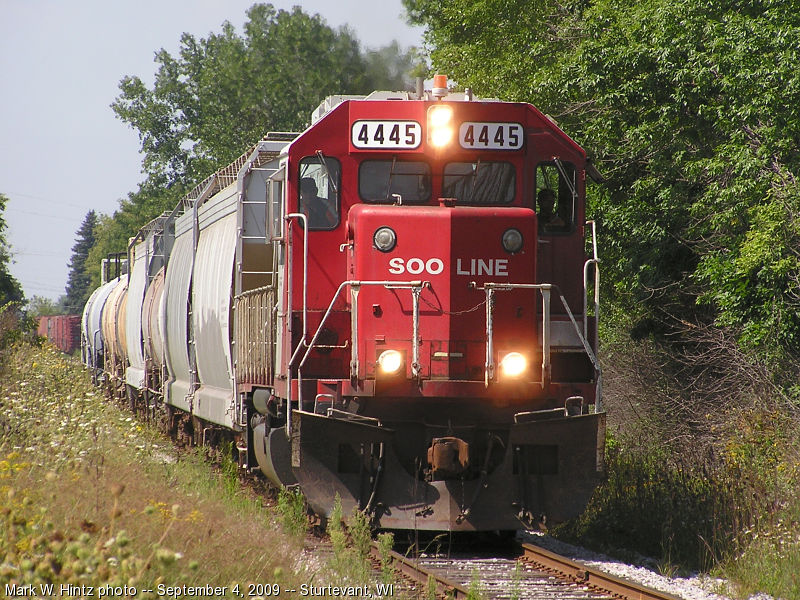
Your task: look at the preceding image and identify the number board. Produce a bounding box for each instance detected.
[459,122,524,150]
[352,120,422,149]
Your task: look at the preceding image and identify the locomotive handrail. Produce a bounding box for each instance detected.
[472,282,601,399]
[584,219,602,411]
[284,212,309,439]
[289,279,427,435]
[583,219,600,339]
[286,212,309,349]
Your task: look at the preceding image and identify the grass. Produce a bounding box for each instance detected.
[326,495,373,584]
[0,343,306,597]
[721,503,800,599]
[553,418,800,599]
[0,341,405,598]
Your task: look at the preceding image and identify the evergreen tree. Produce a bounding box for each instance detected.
[63,210,97,313]
[0,192,24,306]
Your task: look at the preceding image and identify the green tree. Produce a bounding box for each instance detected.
[0,193,24,307]
[363,41,425,91]
[406,0,800,363]
[90,3,419,286]
[63,210,97,313]
[28,295,67,317]
[111,3,413,187]
[86,174,183,289]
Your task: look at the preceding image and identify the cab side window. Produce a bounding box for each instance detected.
[536,162,576,234]
[299,156,341,230]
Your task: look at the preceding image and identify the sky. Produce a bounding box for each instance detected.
[0,0,423,301]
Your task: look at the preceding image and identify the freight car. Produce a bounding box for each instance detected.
[83,77,605,532]
[37,314,81,354]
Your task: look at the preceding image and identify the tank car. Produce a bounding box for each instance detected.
[81,256,127,379]
[84,79,605,532]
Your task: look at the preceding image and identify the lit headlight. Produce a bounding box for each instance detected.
[429,104,453,127]
[428,105,454,148]
[374,227,397,252]
[499,352,527,377]
[378,350,403,374]
[431,127,454,147]
[502,228,523,253]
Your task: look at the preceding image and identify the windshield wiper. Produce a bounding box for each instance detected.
[315,150,338,194]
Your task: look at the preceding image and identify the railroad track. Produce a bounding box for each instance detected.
[99,385,680,600]
[370,540,685,600]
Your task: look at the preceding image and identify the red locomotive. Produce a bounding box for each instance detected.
[84,77,605,532]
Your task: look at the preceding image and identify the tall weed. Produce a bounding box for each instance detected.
[277,487,307,538]
[326,495,373,584]
[557,416,799,580]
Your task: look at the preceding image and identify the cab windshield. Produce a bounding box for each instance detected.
[358,160,431,204]
[442,161,515,205]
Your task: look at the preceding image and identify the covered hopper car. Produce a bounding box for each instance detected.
[83,79,605,531]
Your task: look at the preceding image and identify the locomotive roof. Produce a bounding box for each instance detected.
[131,87,600,249]
[311,90,501,123]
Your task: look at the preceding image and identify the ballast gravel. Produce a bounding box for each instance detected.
[519,531,774,600]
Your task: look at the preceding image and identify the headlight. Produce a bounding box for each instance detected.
[502,228,523,253]
[429,104,453,127]
[377,350,403,374]
[428,105,454,148]
[374,227,397,252]
[431,127,454,147]
[499,352,526,377]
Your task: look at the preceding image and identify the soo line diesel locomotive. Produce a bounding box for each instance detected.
[82,76,606,532]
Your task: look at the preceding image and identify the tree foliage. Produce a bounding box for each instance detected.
[406,0,800,361]
[86,176,182,289]
[27,295,67,317]
[89,3,419,286]
[112,3,417,187]
[0,193,24,307]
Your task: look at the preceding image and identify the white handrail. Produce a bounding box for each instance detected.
[292,279,427,411]
[284,212,308,438]
[473,281,602,409]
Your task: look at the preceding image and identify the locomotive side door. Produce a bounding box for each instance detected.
[534,160,584,311]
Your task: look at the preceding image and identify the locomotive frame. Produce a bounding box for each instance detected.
[83,83,605,532]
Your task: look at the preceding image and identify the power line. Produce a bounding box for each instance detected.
[13,250,66,257]
[5,206,85,222]
[4,191,96,212]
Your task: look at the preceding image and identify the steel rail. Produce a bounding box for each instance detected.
[519,542,684,600]
[369,541,470,599]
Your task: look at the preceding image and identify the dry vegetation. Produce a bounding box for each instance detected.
[557,324,800,599]
[0,341,388,598]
